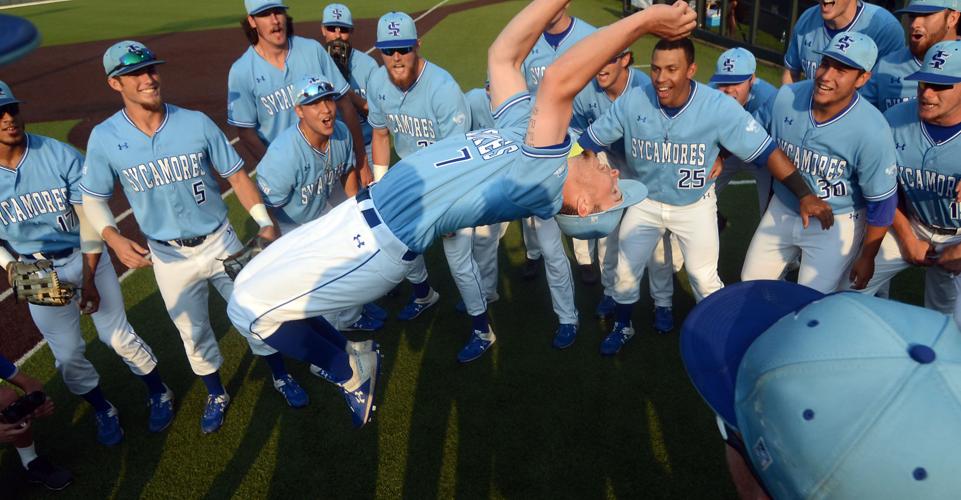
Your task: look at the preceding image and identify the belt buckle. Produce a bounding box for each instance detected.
[178,236,206,247]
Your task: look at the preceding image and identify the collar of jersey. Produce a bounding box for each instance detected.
[121,103,170,136]
[808,88,859,128]
[394,60,429,95]
[542,17,578,52]
[656,81,697,120]
[297,123,330,156]
[921,118,961,146]
[823,0,864,35]
[0,133,29,174]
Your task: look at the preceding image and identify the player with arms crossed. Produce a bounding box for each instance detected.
[742,33,898,293]
[80,41,307,434]
[226,0,698,427]
[0,81,172,445]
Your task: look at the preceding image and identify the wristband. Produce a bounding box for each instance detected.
[373,164,388,182]
[782,171,812,199]
[249,203,273,228]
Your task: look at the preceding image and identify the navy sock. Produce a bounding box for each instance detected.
[470,312,489,333]
[200,372,226,396]
[139,368,166,395]
[412,280,431,300]
[615,302,634,325]
[262,352,289,380]
[263,318,352,384]
[81,385,111,412]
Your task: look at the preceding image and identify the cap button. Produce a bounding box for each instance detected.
[908,345,936,364]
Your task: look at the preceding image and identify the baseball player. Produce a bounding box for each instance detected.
[79,41,307,434]
[861,0,959,112]
[856,40,961,325]
[681,280,961,499]
[581,37,834,356]
[228,0,371,187]
[782,0,905,84]
[0,353,72,490]
[742,33,898,294]
[0,81,172,445]
[368,12,498,362]
[226,0,697,427]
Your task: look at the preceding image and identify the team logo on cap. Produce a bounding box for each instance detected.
[388,20,401,36]
[332,8,343,19]
[0,88,5,97]
[932,49,950,70]
[835,35,854,52]
[723,58,735,73]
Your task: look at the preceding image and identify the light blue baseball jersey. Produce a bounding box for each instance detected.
[465,88,494,131]
[585,81,773,205]
[521,17,597,91]
[366,61,470,158]
[369,92,570,253]
[346,48,380,146]
[0,134,83,254]
[227,36,350,144]
[860,47,921,112]
[770,81,898,214]
[743,77,778,131]
[571,68,651,172]
[785,2,905,80]
[81,104,244,241]
[885,101,961,228]
[256,121,354,226]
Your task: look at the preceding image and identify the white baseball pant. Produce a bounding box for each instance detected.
[742,196,865,293]
[25,249,157,395]
[472,222,509,300]
[530,216,578,324]
[442,227,487,316]
[521,217,541,260]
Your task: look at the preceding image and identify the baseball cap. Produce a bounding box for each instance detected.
[294,76,337,106]
[681,281,961,499]
[896,0,960,14]
[814,32,878,72]
[245,0,287,16]
[0,80,22,108]
[376,12,417,50]
[322,3,353,28]
[102,41,165,78]
[906,40,961,84]
[709,47,756,85]
[0,14,41,67]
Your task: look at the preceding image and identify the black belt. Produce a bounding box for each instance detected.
[923,222,961,236]
[153,234,208,248]
[33,248,75,260]
[355,190,417,262]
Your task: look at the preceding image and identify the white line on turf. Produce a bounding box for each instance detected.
[365,0,451,54]
[0,0,72,10]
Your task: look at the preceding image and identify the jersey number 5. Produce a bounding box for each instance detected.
[192,181,207,205]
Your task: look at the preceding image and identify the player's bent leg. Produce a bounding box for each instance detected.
[399,256,439,320]
[29,301,100,395]
[848,230,908,296]
[442,228,487,316]
[667,189,724,302]
[796,210,863,293]
[647,231,676,331]
[533,216,578,327]
[923,265,958,314]
[472,222,509,300]
[741,196,801,283]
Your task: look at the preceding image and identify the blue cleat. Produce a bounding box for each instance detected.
[595,295,616,318]
[342,314,384,332]
[653,306,674,333]
[147,385,175,433]
[600,322,635,356]
[363,302,388,321]
[94,404,123,446]
[273,375,309,408]
[552,323,578,349]
[397,289,440,321]
[457,329,496,363]
[342,351,380,428]
[201,393,230,434]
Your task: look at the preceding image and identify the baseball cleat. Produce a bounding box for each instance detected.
[273,375,309,409]
[24,456,73,491]
[200,393,230,434]
[363,302,388,321]
[342,314,385,332]
[342,351,380,428]
[397,289,440,321]
[595,295,616,318]
[653,306,674,333]
[147,385,175,433]
[308,342,380,383]
[457,329,496,363]
[94,404,123,446]
[600,322,635,356]
[552,323,578,350]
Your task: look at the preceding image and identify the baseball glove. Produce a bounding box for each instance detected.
[327,39,351,79]
[222,237,267,281]
[7,260,76,306]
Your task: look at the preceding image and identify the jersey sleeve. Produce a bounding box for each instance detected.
[584,92,629,148]
[491,91,531,129]
[860,72,880,108]
[716,96,774,163]
[202,115,244,177]
[783,20,803,71]
[79,131,117,199]
[366,72,387,129]
[855,116,898,202]
[0,354,16,381]
[227,62,258,128]
[63,144,85,204]
[873,14,907,58]
[569,90,591,136]
[342,125,356,171]
[433,81,471,139]
[255,146,296,208]
[314,42,351,98]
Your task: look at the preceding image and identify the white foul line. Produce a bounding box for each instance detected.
[0,0,72,10]
[364,0,451,54]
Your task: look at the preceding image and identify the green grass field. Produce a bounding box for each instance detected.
[0,0,929,498]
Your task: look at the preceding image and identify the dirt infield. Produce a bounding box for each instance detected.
[0,0,507,361]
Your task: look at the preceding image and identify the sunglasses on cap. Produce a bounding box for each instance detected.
[110,46,157,76]
[300,80,336,100]
[324,25,352,34]
[381,46,414,56]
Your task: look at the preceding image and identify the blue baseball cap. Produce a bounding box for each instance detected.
[322,3,352,28]
[906,40,961,84]
[0,15,41,67]
[376,12,417,50]
[709,47,757,84]
[294,76,337,106]
[682,281,961,498]
[245,0,287,16]
[814,32,878,72]
[896,0,960,14]
[102,41,165,77]
[0,80,22,108]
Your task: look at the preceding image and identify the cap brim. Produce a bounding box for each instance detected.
[297,91,338,106]
[0,97,23,107]
[0,14,41,67]
[249,4,288,15]
[709,74,752,84]
[904,70,961,84]
[376,39,417,50]
[555,179,647,239]
[814,50,870,71]
[110,59,165,77]
[680,280,824,429]
[895,5,949,13]
[323,21,352,28]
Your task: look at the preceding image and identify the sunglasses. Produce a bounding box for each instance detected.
[110,46,157,76]
[381,46,414,56]
[324,25,353,34]
[0,103,20,117]
[300,80,336,101]
[608,52,629,64]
